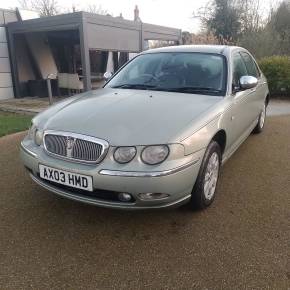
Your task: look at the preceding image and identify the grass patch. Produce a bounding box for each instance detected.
[0,112,32,137]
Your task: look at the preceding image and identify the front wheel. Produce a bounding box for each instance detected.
[253,103,266,134]
[189,141,221,210]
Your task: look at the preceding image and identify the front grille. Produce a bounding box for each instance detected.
[44,132,107,163]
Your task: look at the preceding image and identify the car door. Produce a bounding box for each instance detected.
[240,51,266,118]
[228,51,256,148]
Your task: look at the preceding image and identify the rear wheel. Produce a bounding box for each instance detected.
[253,102,266,134]
[189,141,221,210]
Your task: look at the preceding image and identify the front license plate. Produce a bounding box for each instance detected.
[39,164,93,192]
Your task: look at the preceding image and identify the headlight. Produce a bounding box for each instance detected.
[34,129,43,146]
[114,146,137,164]
[28,123,37,140]
[141,145,169,165]
[28,123,43,146]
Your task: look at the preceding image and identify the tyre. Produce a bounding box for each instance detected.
[253,102,266,134]
[189,141,221,210]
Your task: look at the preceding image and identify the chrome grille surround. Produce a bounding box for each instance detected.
[43,130,109,164]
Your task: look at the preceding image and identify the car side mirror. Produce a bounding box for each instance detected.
[240,76,258,90]
[103,71,113,81]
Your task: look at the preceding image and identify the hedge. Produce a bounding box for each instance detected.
[258,56,290,97]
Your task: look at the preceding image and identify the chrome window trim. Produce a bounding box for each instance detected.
[99,158,200,177]
[43,130,109,165]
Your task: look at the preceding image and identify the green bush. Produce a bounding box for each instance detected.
[258,56,290,97]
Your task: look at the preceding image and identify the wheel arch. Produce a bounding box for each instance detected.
[211,130,227,155]
[181,115,228,156]
[265,94,270,107]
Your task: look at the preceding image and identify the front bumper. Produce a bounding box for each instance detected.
[20,140,204,210]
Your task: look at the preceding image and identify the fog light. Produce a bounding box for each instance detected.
[138,192,170,201]
[118,193,132,202]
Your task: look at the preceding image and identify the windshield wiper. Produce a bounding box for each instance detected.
[111,84,157,90]
[164,87,222,94]
[111,84,222,94]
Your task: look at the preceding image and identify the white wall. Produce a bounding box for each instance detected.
[0,26,14,100]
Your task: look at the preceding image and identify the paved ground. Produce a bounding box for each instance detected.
[0,116,289,290]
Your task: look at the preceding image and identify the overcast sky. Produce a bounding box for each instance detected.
[0,0,278,33]
[0,0,206,32]
[73,0,205,32]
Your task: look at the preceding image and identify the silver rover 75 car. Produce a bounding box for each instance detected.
[20,45,269,210]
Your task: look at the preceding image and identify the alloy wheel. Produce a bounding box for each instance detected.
[203,152,220,200]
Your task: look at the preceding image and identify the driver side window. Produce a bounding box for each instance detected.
[240,52,260,78]
[232,52,248,88]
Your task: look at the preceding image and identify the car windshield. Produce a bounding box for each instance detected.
[105,52,227,96]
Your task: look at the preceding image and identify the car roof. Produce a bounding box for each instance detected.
[142,45,242,56]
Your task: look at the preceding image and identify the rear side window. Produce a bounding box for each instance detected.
[232,53,248,87]
[240,52,260,78]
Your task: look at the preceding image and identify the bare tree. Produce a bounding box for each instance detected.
[17,0,31,10]
[237,0,265,33]
[270,0,290,54]
[197,0,242,43]
[65,3,110,16]
[18,0,111,17]
[18,0,59,16]
[84,4,108,15]
[34,0,59,16]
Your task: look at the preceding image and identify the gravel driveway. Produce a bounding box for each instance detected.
[0,116,289,290]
